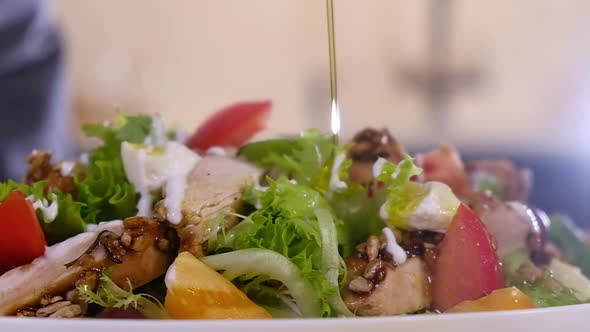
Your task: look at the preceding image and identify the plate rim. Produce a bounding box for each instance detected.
[1,302,589,328]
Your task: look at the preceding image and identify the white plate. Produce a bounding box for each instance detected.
[1,304,589,332]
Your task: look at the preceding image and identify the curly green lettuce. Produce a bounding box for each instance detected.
[549,214,590,278]
[76,114,152,224]
[77,272,166,318]
[238,129,334,191]
[208,178,349,317]
[239,133,427,251]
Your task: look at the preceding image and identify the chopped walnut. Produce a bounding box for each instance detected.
[49,304,82,318]
[348,128,404,163]
[366,236,380,261]
[363,259,385,283]
[36,301,73,317]
[25,150,78,196]
[348,276,373,294]
[347,128,405,185]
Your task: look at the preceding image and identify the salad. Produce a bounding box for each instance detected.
[1,101,590,319]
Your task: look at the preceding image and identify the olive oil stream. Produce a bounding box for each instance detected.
[326,0,340,145]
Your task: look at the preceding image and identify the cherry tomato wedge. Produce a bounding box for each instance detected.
[431,204,504,312]
[0,191,46,273]
[446,287,535,313]
[185,100,272,151]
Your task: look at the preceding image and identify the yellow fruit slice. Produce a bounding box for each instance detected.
[164,252,271,319]
[446,287,535,313]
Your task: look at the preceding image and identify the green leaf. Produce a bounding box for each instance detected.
[239,129,335,189]
[329,182,387,257]
[549,214,590,278]
[0,180,46,202]
[378,155,428,230]
[503,249,582,308]
[238,138,295,166]
[77,272,166,319]
[78,114,141,224]
[41,192,86,244]
[116,114,153,144]
[210,178,343,317]
[202,248,323,318]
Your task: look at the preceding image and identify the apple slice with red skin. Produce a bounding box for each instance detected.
[185,100,272,151]
[431,204,505,312]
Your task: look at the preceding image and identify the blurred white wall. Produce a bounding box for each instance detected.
[54,0,590,154]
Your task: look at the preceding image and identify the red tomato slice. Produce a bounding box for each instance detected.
[185,100,272,151]
[0,191,46,273]
[431,204,504,312]
[415,145,470,195]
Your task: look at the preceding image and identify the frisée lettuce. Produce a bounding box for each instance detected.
[207,177,348,317]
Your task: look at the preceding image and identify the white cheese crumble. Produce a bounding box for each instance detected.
[329,153,347,193]
[407,182,459,232]
[372,157,387,178]
[382,227,407,265]
[26,194,58,222]
[59,161,76,177]
[79,153,90,165]
[206,146,226,156]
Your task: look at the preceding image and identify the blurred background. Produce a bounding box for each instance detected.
[2,0,590,224]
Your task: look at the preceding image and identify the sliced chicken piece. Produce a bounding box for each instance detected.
[0,217,174,316]
[347,128,405,185]
[157,155,261,257]
[344,257,431,316]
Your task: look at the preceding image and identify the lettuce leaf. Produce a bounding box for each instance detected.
[202,248,324,318]
[77,115,145,224]
[239,129,335,190]
[209,178,343,317]
[239,134,426,250]
[41,191,86,244]
[0,180,46,202]
[549,214,590,278]
[379,156,426,229]
[329,180,386,256]
[503,249,581,307]
[77,272,166,319]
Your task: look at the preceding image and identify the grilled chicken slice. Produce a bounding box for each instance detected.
[344,257,431,316]
[0,217,174,316]
[157,155,261,257]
